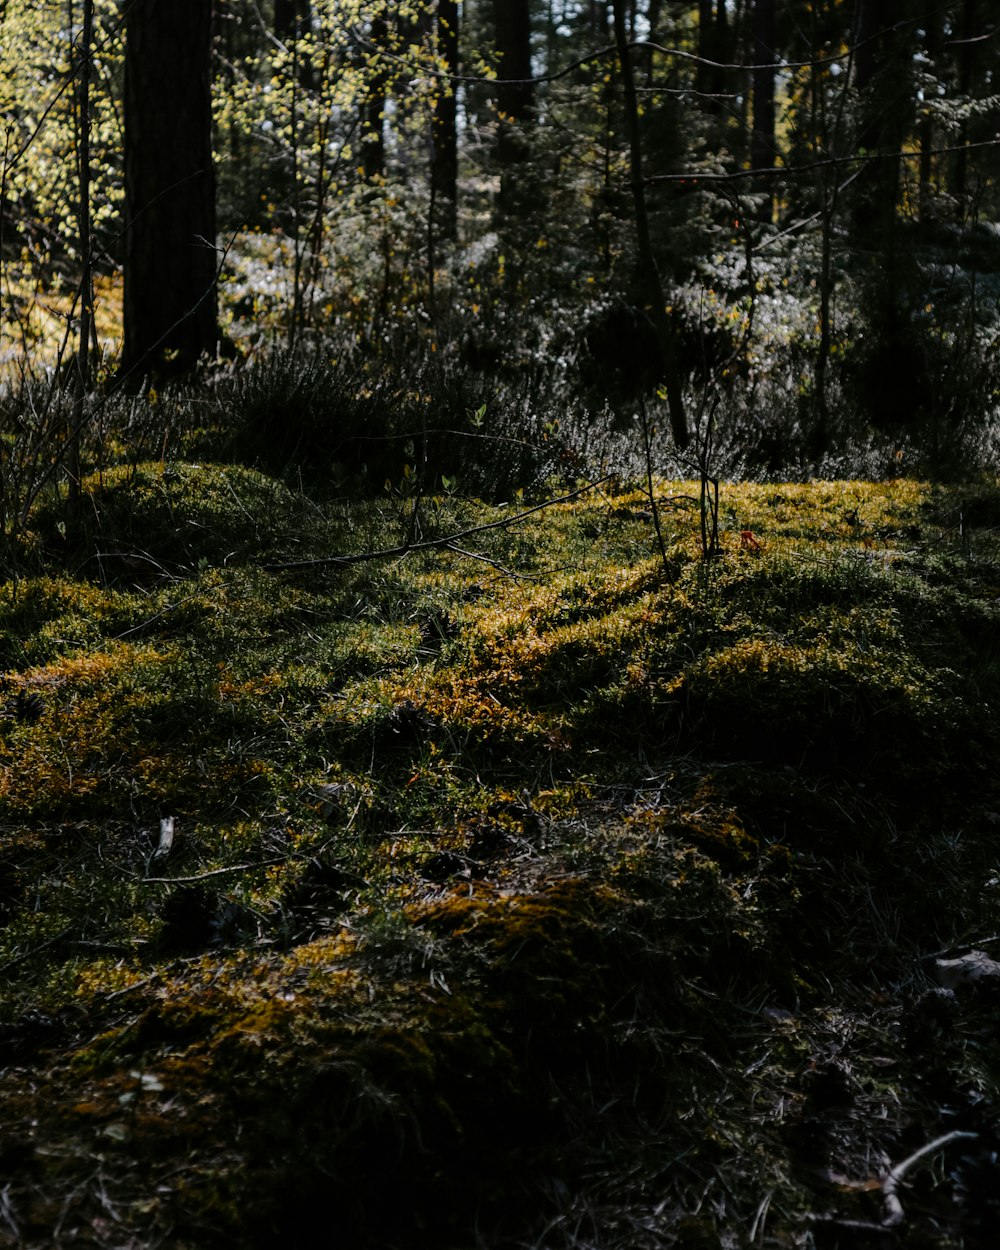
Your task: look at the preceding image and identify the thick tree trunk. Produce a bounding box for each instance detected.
[431,0,459,239]
[122,0,217,379]
[852,0,912,236]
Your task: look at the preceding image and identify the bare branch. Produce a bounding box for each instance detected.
[262,475,615,573]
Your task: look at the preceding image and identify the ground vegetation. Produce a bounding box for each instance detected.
[3,3,1000,1246]
[0,471,1000,1247]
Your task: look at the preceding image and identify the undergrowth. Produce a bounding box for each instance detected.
[2,469,1000,1248]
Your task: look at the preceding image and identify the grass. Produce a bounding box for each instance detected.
[2,467,1000,1247]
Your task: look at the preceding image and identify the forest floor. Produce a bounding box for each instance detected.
[2,467,1000,1249]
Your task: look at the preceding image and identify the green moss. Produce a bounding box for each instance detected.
[31,461,308,570]
[4,476,1000,1248]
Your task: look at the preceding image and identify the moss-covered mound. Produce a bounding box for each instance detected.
[3,476,1000,1248]
[30,462,319,574]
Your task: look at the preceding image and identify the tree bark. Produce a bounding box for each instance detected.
[697,0,729,115]
[492,0,533,214]
[751,0,776,221]
[431,0,459,239]
[362,14,387,181]
[74,0,94,394]
[917,0,940,216]
[68,0,94,516]
[122,0,217,380]
[852,0,911,246]
[612,0,688,448]
[953,0,978,201]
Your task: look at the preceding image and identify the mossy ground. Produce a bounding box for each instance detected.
[2,469,1000,1248]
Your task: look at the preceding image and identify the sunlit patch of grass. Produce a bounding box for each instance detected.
[0,271,123,382]
[3,474,1000,1247]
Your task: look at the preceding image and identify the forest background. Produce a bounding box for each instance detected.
[2,0,1000,517]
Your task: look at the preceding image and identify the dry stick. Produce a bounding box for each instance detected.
[350,24,915,89]
[443,541,539,581]
[881,1130,978,1228]
[807,1128,980,1234]
[645,138,1000,185]
[261,475,615,572]
[141,857,288,886]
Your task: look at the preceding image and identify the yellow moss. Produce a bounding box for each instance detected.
[15,644,175,689]
[75,961,149,999]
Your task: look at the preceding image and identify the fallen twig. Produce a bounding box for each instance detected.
[882,1130,979,1227]
[806,1128,980,1234]
[141,857,287,885]
[261,475,614,572]
[443,541,539,580]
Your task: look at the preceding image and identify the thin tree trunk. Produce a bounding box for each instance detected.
[74,0,94,396]
[918,0,940,218]
[287,30,303,351]
[751,0,776,221]
[274,0,309,40]
[852,0,910,249]
[953,0,977,201]
[812,4,855,452]
[70,0,94,513]
[612,0,688,448]
[362,14,387,181]
[697,1,729,114]
[697,0,714,104]
[492,0,533,215]
[431,0,459,240]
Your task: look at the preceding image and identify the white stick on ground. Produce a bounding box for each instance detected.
[881,1130,979,1227]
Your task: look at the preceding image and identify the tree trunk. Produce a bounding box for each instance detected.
[74,0,94,395]
[696,0,713,102]
[274,0,309,40]
[751,0,776,221]
[953,0,978,201]
[697,0,729,115]
[362,15,387,181]
[492,0,533,214]
[918,0,941,217]
[431,0,459,239]
[612,0,688,449]
[852,0,911,247]
[122,0,217,380]
[69,0,94,515]
[646,0,662,42]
